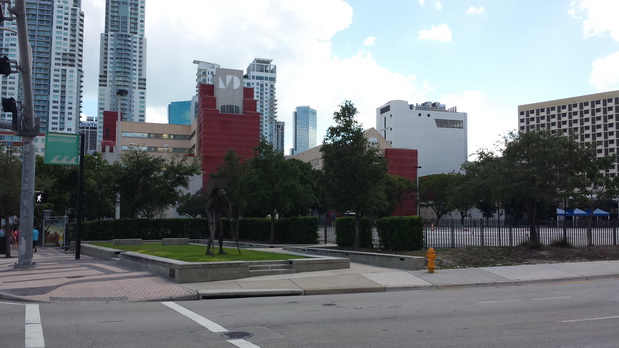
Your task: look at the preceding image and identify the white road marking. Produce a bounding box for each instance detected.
[162,301,227,332]
[228,339,261,348]
[561,315,619,323]
[25,304,45,348]
[162,301,262,347]
[480,296,571,304]
[531,296,571,301]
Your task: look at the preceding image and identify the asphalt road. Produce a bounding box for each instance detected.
[2,278,619,347]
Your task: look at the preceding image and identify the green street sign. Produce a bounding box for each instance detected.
[44,132,80,165]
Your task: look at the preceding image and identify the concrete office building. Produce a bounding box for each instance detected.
[97,0,147,145]
[376,100,468,177]
[293,106,317,155]
[0,0,84,134]
[244,58,278,145]
[518,90,619,177]
[168,101,192,125]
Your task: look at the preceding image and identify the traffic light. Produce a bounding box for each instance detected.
[2,97,19,131]
[0,55,13,76]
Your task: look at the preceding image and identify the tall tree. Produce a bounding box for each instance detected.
[241,141,316,243]
[418,173,457,223]
[210,150,249,236]
[83,153,116,220]
[114,150,200,218]
[573,150,618,246]
[321,101,389,249]
[469,131,591,245]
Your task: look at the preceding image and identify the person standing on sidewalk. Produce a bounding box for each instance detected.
[32,227,39,252]
[12,228,19,249]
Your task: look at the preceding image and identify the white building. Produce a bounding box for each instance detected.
[244,58,278,144]
[376,100,468,177]
[0,0,84,135]
[518,90,619,177]
[97,0,147,145]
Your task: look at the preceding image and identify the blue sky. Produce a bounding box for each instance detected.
[81,0,619,157]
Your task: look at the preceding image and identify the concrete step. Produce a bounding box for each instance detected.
[248,268,295,277]
[249,261,291,271]
[248,261,294,277]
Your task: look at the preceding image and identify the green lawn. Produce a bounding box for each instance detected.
[90,242,308,262]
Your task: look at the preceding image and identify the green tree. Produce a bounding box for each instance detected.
[449,172,476,224]
[418,173,456,223]
[0,145,21,228]
[468,131,591,245]
[210,150,249,236]
[241,141,316,243]
[380,174,415,217]
[176,190,209,218]
[572,150,618,246]
[114,150,200,218]
[83,153,116,220]
[321,100,389,249]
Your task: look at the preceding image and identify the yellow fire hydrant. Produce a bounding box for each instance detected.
[426,247,436,273]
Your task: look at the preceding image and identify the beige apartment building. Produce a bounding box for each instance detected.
[518,90,619,176]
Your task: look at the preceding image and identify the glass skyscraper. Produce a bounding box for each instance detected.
[0,0,84,134]
[97,0,147,144]
[293,106,317,154]
[168,101,192,125]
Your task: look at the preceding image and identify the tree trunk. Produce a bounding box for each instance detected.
[354,213,361,250]
[586,204,594,247]
[270,214,276,244]
[528,202,539,246]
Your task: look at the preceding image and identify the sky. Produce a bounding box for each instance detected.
[80,0,619,158]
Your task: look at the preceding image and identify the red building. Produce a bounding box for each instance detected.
[384,148,419,216]
[197,68,260,189]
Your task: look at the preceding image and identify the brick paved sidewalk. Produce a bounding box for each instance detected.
[0,247,198,302]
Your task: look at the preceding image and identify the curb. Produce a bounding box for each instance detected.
[198,288,305,299]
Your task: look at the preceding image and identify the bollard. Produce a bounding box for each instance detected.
[426,247,436,273]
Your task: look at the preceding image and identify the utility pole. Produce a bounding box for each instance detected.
[13,0,38,268]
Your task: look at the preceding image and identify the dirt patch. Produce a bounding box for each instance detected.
[328,245,619,269]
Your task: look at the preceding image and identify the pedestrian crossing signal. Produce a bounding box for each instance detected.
[35,191,46,204]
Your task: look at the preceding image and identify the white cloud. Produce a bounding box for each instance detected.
[569,0,619,41]
[440,91,515,156]
[418,24,452,42]
[418,0,442,10]
[363,36,376,47]
[466,6,485,15]
[80,0,428,151]
[569,1,619,91]
[590,52,619,91]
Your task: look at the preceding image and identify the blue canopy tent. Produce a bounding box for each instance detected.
[557,208,610,220]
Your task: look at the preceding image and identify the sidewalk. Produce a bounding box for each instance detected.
[2,246,619,302]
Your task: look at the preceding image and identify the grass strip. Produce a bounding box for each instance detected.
[89,242,308,262]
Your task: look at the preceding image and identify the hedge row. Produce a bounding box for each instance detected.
[71,216,319,244]
[376,216,424,251]
[334,217,373,248]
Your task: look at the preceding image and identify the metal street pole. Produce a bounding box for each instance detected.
[14,0,36,268]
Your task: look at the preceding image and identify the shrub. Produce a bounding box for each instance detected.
[377,216,424,251]
[335,217,373,248]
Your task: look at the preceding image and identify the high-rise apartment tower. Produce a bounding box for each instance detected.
[97,0,147,144]
[244,58,277,144]
[0,0,84,134]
